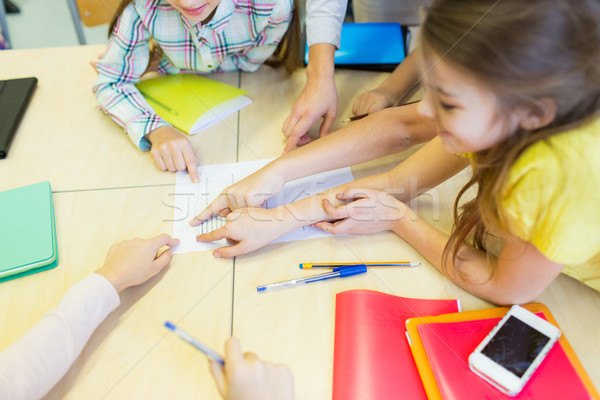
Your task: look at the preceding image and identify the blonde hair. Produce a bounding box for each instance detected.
[419,0,600,273]
[109,0,301,74]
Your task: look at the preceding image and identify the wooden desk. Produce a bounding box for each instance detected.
[0,45,239,192]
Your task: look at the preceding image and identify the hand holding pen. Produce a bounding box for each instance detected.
[209,338,296,400]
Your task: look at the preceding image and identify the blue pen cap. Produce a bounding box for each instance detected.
[337,265,367,277]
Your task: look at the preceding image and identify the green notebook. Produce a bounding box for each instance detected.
[135,74,252,135]
[0,181,58,283]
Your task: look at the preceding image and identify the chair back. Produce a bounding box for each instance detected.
[74,0,121,27]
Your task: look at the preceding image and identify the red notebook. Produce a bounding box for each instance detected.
[332,290,461,400]
[406,304,599,400]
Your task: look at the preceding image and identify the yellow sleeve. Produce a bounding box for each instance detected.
[500,141,600,265]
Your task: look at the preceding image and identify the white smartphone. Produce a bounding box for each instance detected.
[468,305,561,396]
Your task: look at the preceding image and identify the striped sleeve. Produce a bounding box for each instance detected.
[92,3,170,151]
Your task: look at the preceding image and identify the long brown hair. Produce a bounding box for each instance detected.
[419,0,600,274]
[108,0,301,73]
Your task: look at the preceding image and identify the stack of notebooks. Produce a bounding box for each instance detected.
[0,181,58,283]
[332,290,599,400]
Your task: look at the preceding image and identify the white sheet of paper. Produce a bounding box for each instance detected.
[172,159,354,254]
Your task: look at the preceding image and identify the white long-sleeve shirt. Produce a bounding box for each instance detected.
[306,0,347,48]
[0,274,120,400]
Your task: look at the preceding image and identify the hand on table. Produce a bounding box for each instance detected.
[196,207,291,258]
[146,126,200,183]
[281,73,338,154]
[95,234,180,293]
[210,337,295,400]
[313,188,412,235]
[190,169,285,226]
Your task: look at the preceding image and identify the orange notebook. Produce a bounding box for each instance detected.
[332,290,461,400]
[406,303,599,400]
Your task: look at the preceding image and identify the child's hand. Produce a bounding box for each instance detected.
[282,71,338,154]
[313,188,413,235]
[196,207,290,258]
[95,234,180,293]
[352,88,397,116]
[146,126,200,183]
[190,170,285,227]
[209,337,295,400]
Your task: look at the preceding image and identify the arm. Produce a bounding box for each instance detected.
[392,213,565,305]
[209,337,295,400]
[314,138,564,304]
[0,235,179,399]
[352,51,420,116]
[192,102,436,223]
[93,6,198,180]
[282,44,337,153]
[93,4,166,151]
[281,0,347,153]
[197,137,464,258]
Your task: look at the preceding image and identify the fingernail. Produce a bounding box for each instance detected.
[337,193,345,198]
[214,252,221,258]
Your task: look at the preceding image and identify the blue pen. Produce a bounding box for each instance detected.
[257,265,367,292]
[164,321,224,365]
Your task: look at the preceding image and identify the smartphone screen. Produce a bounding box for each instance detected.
[480,315,551,378]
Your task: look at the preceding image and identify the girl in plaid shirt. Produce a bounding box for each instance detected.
[93,0,299,181]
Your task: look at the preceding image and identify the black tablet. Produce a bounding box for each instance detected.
[0,77,38,159]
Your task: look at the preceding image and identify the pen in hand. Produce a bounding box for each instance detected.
[164,321,225,365]
[342,113,368,122]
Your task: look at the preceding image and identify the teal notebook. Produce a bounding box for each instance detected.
[0,182,58,283]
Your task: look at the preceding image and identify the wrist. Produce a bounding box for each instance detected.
[96,266,127,294]
[392,206,418,237]
[306,44,335,80]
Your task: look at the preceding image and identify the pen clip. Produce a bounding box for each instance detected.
[333,264,365,272]
[335,265,368,277]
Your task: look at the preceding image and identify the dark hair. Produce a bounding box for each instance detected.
[419,0,600,273]
[109,0,301,73]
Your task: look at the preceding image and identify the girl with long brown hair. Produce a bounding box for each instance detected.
[194,0,600,306]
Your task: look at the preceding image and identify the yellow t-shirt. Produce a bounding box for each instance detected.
[499,117,600,291]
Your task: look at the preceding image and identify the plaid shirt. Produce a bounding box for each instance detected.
[93,0,293,150]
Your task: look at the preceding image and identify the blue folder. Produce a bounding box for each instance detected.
[305,22,406,72]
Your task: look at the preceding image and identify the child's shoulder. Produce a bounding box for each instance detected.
[515,116,600,172]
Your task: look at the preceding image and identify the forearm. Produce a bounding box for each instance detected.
[386,137,470,202]
[275,172,392,230]
[306,43,336,84]
[0,274,119,399]
[94,82,169,150]
[392,213,502,299]
[394,214,563,305]
[269,102,436,182]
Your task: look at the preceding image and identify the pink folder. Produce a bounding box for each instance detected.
[416,315,597,400]
[332,290,460,400]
